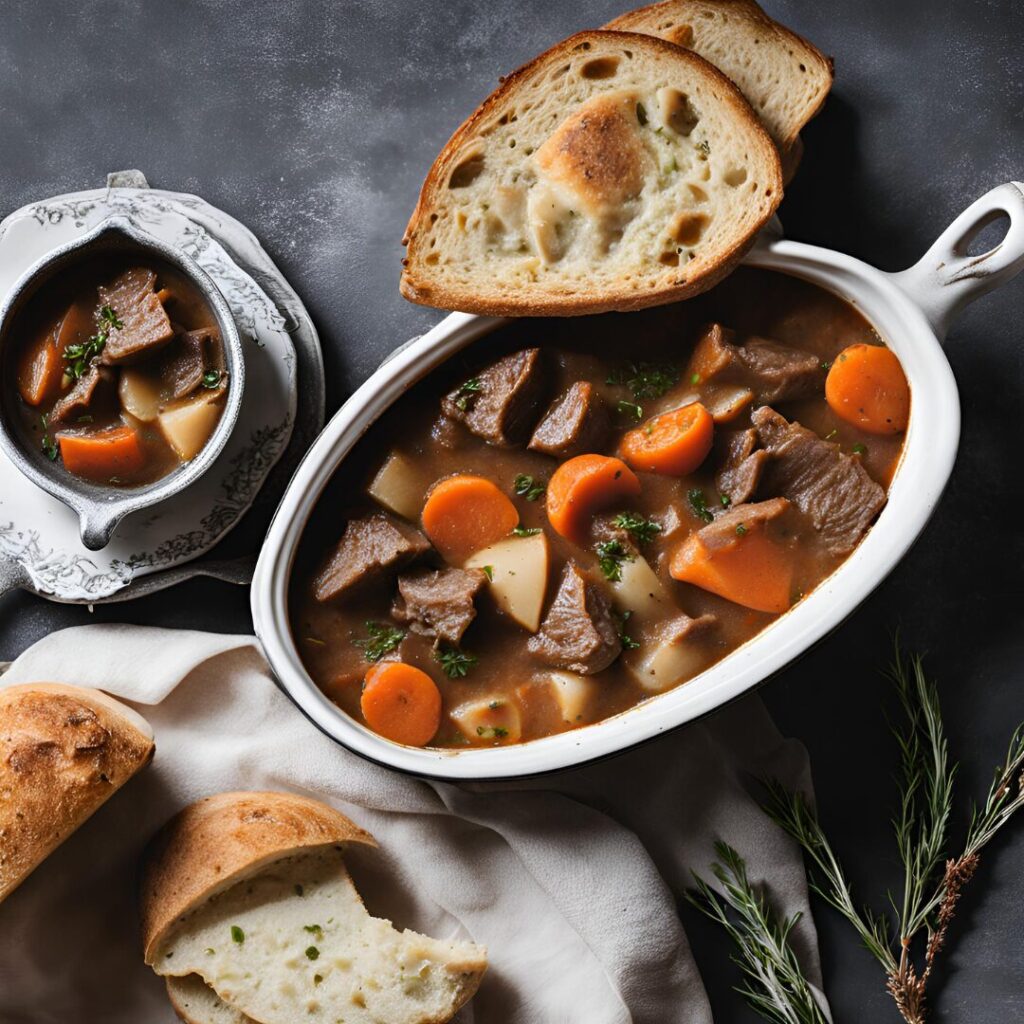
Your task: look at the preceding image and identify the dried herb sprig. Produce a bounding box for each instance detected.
[687,842,829,1024]
[759,643,1024,1024]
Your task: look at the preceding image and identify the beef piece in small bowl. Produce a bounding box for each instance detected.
[0,216,244,549]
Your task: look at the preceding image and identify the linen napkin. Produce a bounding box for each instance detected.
[0,624,827,1024]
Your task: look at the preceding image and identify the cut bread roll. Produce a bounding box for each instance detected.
[142,792,487,1024]
[401,30,782,317]
[605,0,833,179]
[0,682,154,903]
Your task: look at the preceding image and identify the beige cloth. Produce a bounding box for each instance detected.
[0,624,826,1023]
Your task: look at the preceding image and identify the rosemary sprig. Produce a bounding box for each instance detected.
[687,842,829,1024]
[760,643,1024,1024]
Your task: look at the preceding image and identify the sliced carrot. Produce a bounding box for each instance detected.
[825,344,909,435]
[620,402,714,476]
[57,426,146,482]
[17,323,64,406]
[422,474,519,563]
[360,661,442,746]
[546,454,641,543]
[55,298,95,352]
[670,525,792,614]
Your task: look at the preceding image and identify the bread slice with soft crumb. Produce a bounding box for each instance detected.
[153,849,485,1024]
[605,0,832,179]
[142,792,485,1024]
[401,30,782,317]
[166,974,254,1024]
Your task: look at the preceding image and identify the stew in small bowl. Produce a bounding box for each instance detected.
[0,216,244,549]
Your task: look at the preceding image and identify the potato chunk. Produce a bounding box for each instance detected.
[367,451,425,521]
[451,697,522,743]
[158,393,222,460]
[464,532,549,632]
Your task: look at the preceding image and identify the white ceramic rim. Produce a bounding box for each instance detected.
[252,183,1024,781]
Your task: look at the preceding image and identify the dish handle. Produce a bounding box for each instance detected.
[888,182,1024,341]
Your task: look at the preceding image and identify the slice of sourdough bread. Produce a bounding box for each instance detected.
[0,682,154,903]
[401,30,782,317]
[142,792,486,1024]
[605,0,832,177]
[153,849,485,1024]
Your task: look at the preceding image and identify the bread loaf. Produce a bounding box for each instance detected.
[142,791,487,1024]
[0,682,154,903]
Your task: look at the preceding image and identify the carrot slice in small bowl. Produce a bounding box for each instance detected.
[17,324,64,407]
[670,525,792,614]
[360,661,442,746]
[546,454,641,544]
[620,402,714,476]
[825,343,909,435]
[422,474,519,563]
[57,426,146,482]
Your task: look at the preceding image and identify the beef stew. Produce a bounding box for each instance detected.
[12,257,229,487]
[290,269,909,750]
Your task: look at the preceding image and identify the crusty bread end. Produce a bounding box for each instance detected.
[0,682,154,904]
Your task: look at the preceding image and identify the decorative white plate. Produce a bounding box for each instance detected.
[0,173,324,603]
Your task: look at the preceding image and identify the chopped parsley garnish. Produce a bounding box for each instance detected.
[62,305,123,382]
[41,433,59,461]
[513,473,546,501]
[735,523,748,537]
[615,610,640,650]
[636,102,648,126]
[435,645,478,678]
[688,488,714,524]
[481,564,494,581]
[607,361,680,400]
[824,428,838,440]
[353,621,405,662]
[511,525,541,537]
[231,925,245,944]
[488,700,503,710]
[476,725,509,739]
[305,946,320,961]
[617,400,644,421]
[612,511,661,545]
[690,372,701,385]
[821,360,832,371]
[202,369,223,389]
[852,442,868,455]
[452,376,483,411]
[720,494,731,507]
[204,948,215,955]
[303,924,323,938]
[596,539,634,582]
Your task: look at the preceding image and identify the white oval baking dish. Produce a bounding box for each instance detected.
[252,182,1024,781]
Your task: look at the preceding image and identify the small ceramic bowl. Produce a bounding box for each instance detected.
[0,216,244,550]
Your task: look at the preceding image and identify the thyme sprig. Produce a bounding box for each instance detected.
[687,842,829,1024]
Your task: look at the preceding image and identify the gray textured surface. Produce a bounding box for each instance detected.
[0,0,1022,1020]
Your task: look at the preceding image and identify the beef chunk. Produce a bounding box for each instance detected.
[528,381,608,458]
[753,406,886,555]
[442,348,546,446]
[716,428,768,505]
[313,512,431,602]
[98,267,175,364]
[689,323,823,404]
[696,497,790,552]
[528,561,621,674]
[49,365,116,425]
[159,327,224,400]
[392,566,487,645]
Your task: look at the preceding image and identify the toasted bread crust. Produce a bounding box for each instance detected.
[140,790,376,962]
[0,682,154,904]
[606,0,834,152]
[401,30,782,317]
